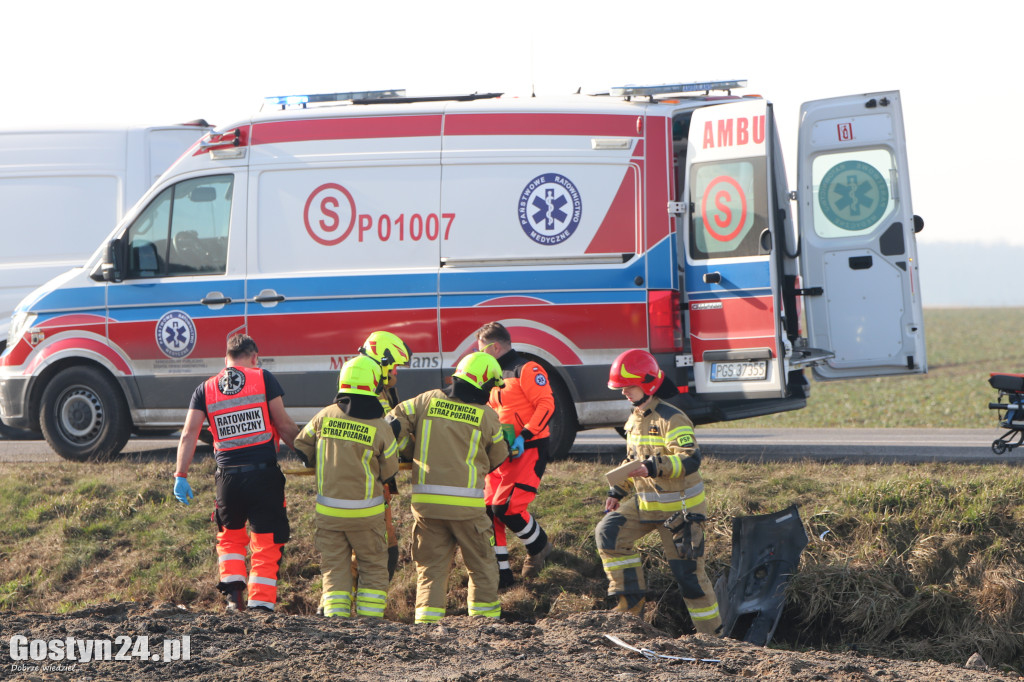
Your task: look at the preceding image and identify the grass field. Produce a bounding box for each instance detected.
[2,308,1024,671]
[726,308,1024,429]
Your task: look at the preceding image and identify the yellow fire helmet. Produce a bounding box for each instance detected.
[453,351,505,390]
[359,330,412,371]
[337,354,386,396]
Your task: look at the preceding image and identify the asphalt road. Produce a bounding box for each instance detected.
[1,427,1021,465]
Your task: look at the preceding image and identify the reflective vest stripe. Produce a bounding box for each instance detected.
[465,430,481,489]
[415,606,444,624]
[207,393,268,413]
[689,603,720,621]
[411,484,484,498]
[416,421,432,485]
[468,600,501,618]
[361,449,374,499]
[602,554,642,571]
[316,494,386,509]
[684,482,706,508]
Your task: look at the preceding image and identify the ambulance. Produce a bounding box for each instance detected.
[0,81,926,461]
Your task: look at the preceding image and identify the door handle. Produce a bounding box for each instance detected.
[201,295,232,306]
[849,256,873,270]
[254,289,286,304]
[703,272,722,284]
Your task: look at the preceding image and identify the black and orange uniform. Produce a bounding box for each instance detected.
[485,349,555,582]
[190,366,289,611]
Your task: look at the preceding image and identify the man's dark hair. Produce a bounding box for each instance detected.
[476,321,511,345]
[226,333,259,360]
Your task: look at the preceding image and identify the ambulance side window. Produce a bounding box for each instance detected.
[124,174,233,279]
[688,158,768,260]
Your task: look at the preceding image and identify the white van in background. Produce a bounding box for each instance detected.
[0,122,211,437]
[0,123,212,347]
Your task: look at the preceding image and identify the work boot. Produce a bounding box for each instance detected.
[612,595,646,616]
[498,568,516,590]
[521,541,553,578]
[224,584,246,612]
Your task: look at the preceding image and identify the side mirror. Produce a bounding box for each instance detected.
[91,238,124,282]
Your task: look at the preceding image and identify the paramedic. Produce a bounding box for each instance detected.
[358,330,413,578]
[477,321,555,586]
[294,355,399,618]
[172,333,299,612]
[387,352,509,624]
[595,349,721,634]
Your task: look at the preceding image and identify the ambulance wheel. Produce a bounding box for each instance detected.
[545,370,578,461]
[40,366,132,461]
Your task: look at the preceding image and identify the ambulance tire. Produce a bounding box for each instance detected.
[40,366,132,461]
[540,364,578,461]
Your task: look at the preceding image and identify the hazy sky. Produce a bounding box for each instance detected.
[2,0,1020,246]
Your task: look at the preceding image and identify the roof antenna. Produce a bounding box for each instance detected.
[530,37,536,97]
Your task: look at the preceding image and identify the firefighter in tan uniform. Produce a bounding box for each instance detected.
[294,355,399,618]
[358,330,413,579]
[387,351,509,624]
[596,349,722,635]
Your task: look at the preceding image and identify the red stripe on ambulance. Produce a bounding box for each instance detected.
[251,116,443,145]
[444,113,640,137]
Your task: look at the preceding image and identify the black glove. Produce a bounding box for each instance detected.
[384,475,398,495]
[387,545,399,581]
[294,449,311,468]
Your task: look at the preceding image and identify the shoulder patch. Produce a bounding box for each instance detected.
[535,373,547,386]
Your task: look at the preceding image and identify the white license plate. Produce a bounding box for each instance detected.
[710,360,768,382]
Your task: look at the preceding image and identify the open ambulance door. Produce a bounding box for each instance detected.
[682,99,789,400]
[796,91,926,379]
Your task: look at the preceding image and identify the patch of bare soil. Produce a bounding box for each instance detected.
[1,603,1015,681]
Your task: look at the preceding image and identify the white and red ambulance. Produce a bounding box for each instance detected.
[0,81,926,460]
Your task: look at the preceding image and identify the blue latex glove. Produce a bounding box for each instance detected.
[174,477,194,505]
[510,435,525,459]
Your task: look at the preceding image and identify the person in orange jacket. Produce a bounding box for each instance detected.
[173,333,299,612]
[476,322,555,587]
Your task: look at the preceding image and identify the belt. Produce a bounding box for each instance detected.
[216,461,276,475]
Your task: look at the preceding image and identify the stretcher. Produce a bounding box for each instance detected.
[988,373,1024,454]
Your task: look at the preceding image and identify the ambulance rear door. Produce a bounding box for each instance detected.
[796,91,926,379]
[683,99,788,399]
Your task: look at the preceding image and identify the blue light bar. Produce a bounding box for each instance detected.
[609,80,748,97]
[264,89,406,108]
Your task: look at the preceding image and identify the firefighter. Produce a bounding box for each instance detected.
[387,351,509,624]
[173,333,299,612]
[293,355,399,618]
[476,322,555,587]
[358,330,412,579]
[595,349,722,634]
